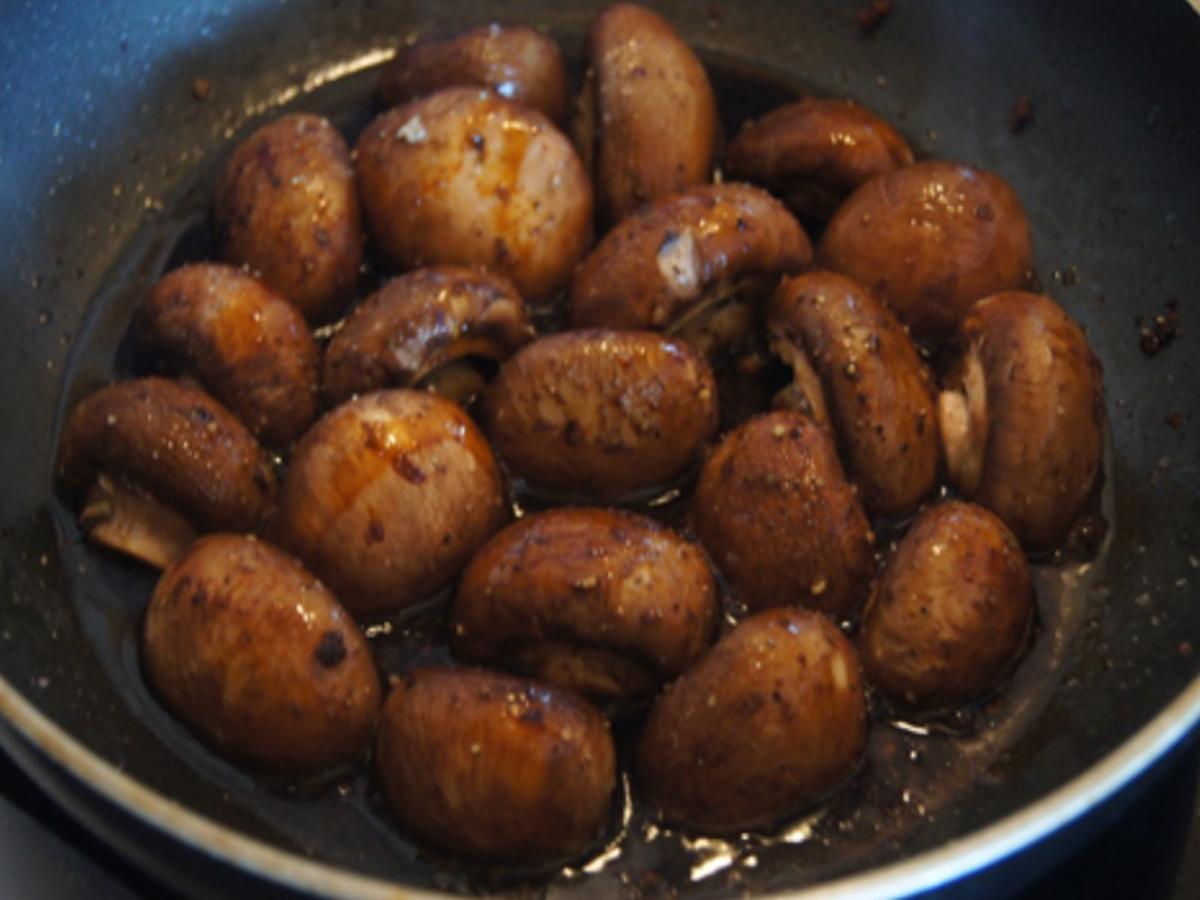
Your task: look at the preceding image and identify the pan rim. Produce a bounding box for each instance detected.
[1,669,1198,898]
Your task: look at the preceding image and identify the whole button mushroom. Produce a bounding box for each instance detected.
[637,607,868,834]
[481,329,718,501]
[57,377,277,569]
[574,3,718,225]
[569,183,812,354]
[321,266,534,407]
[275,389,506,616]
[135,263,319,446]
[354,87,593,306]
[724,97,914,221]
[143,534,381,773]
[376,667,617,863]
[768,271,939,517]
[451,507,718,700]
[215,114,364,324]
[860,501,1033,711]
[690,411,874,618]
[937,292,1104,552]
[378,23,568,122]
[817,161,1034,346]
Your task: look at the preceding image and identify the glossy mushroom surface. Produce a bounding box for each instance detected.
[135,263,319,446]
[376,667,616,863]
[451,507,717,700]
[817,161,1034,345]
[768,270,939,517]
[321,266,533,407]
[378,23,568,122]
[214,113,363,323]
[937,291,1104,552]
[143,534,381,773]
[574,3,717,224]
[275,389,506,615]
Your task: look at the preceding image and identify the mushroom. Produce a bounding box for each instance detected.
[637,607,867,834]
[321,266,533,407]
[724,97,914,221]
[143,534,381,773]
[817,161,1034,346]
[134,263,319,446]
[354,86,593,306]
[936,291,1104,552]
[689,410,874,618]
[214,114,363,323]
[767,270,939,517]
[274,389,506,615]
[480,329,719,501]
[569,182,812,356]
[56,377,277,569]
[378,23,568,122]
[376,666,616,863]
[859,501,1033,711]
[573,3,718,225]
[450,507,718,700]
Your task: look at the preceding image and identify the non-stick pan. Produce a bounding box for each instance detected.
[1,1,1198,897]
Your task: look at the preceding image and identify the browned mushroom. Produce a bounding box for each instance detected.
[450,507,718,700]
[859,501,1033,711]
[724,97,914,221]
[480,329,718,501]
[274,389,506,615]
[937,292,1104,552]
[56,377,277,569]
[817,161,1034,345]
[378,23,568,122]
[354,87,593,306]
[143,534,381,773]
[690,410,874,618]
[574,3,718,225]
[568,182,812,355]
[376,667,616,863]
[321,266,534,407]
[134,263,319,446]
[767,270,939,517]
[637,607,867,834]
[214,114,363,323]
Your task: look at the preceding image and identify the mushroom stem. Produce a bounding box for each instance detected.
[418,358,491,405]
[79,473,196,570]
[512,641,658,700]
[938,347,989,494]
[666,276,766,357]
[771,337,830,425]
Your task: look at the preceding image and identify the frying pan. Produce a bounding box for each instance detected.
[0,0,1198,897]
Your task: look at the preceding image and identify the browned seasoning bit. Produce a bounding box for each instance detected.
[856,0,894,35]
[314,630,346,667]
[1165,412,1185,430]
[1009,96,1034,134]
[1138,300,1179,357]
[191,77,212,101]
[1180,641,1194,659]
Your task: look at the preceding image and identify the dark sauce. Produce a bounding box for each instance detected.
[49,54,1114,895]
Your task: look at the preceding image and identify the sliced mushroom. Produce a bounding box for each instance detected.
[937,292,1104,552]
[817,161,1034,346]
[354,87,593,306]
[767,271,939,517]
[450,508,718,700]
[568,183,812,355]
[214,114,363,323]
[134,263,319,446]
[378,23,568,122]
[274,389,506,615]
[574,3,718,224]
[57,377,277,568]
[321,266,533,407]
[724,97,914,221]
[690,410,874,618]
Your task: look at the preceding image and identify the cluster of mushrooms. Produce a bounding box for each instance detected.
[57,4,1104,867]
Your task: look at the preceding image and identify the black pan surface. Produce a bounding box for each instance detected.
[0,1,1197,897]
